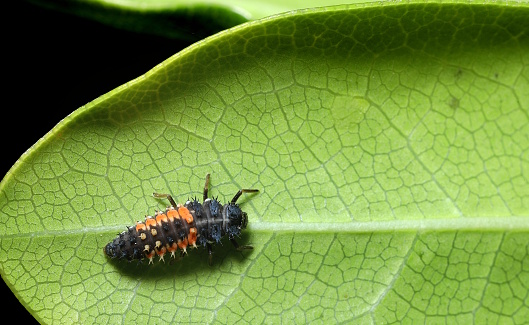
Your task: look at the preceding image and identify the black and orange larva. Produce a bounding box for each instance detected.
[104,174,258,265]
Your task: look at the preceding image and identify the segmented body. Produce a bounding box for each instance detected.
[104,174,257,265]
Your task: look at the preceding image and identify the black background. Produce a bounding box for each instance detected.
[3,2,191,323]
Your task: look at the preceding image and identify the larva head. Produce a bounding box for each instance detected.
[224,203,247,238]
[241,212,248,229]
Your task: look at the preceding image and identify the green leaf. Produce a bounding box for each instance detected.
[28,0,248,41]
[2,2,529,324]
[28,0,376,40]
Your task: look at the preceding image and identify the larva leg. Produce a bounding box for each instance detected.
[203,173,210,201]
[230,238,253,251]
[231,189,259,204]
[207,243,213,266]
[153,193,177,208]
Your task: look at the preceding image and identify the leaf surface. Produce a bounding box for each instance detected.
[1,2,529,324]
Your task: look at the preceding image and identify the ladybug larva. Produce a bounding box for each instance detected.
[104,174,258,265]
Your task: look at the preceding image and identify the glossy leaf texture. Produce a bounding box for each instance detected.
[2,2,529,324]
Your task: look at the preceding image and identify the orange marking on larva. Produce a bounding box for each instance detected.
[156,213,168,224]
[156,246,167,256]
[178,206,194,224]
[136,222,146,232]
[178,238,188,250]
[188,227,197,246]
[167,243,178,253]
[166,208,179,221]
[145,218,157,228]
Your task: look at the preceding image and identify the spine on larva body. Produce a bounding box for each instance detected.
[104,198,248,263]
[104,205,197,263]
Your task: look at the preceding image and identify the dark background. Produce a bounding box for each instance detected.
[3,2,191,323]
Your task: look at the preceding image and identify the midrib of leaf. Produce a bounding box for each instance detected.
[1,217,528,239]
